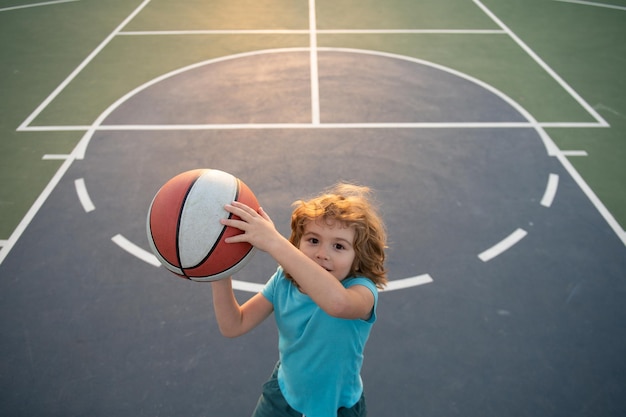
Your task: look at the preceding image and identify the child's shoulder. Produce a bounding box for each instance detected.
[342,276,378,293]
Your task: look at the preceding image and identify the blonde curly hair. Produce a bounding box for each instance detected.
[287,183,387,289]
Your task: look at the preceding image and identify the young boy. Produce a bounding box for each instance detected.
[211,183,387,417]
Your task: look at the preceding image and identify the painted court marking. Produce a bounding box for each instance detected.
[562,150,588,157]
[541,174,559,208]
[3,0,624,273]
[112,234,161,267]
[75,178,95,213]
[553,0,626,11]
[473,0,609,127]
[114,231,434,293]
[479,228,529,262]
[0,0,79,13]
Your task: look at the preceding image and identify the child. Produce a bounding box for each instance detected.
[211,183,387,417]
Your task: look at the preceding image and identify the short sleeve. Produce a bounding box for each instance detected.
[261,267,282,304]
[343,277,378,323]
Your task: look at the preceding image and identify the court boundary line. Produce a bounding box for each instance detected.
[553,0,626,11]
[17,0,153,130]
[0,0,79,13]
[473,0,609,127]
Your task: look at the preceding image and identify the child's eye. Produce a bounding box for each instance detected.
[334,243,345,250]
[308,238,319,244]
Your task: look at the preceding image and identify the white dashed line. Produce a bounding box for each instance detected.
[74,178,95,213]
[112,234,161,267]
[541,174,559,208]
[231,280,265,293]
[113,234,433,293]
[383,275,434,291]
[478,228,528,262]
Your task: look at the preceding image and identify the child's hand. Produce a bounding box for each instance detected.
[221,201,281,253]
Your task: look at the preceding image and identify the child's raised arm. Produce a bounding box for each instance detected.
[221,202,374,320]
[211,278,273,338]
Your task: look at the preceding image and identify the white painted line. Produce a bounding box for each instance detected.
[112,234,161,267]
[0,240,7,247]
[93,122,538,130]
[66,46,598,160]
[318,29,506,34]
[118,29,506,36]
[0,155,76,265]
[231,274,434,294]
[553,0,626,11]
[309,0,320,125]
[541,174,559,207]
[19,121,607,132]
[478,228,528,262]
[42,154,71,160]
[82,122,572,130]
[539,122,607,128]
[562,150,588,157]
[0,0,78,13]
[17,0,152,130]
[383,274,434,291]
[49,45,623,249]
[108,233,433,293]
[554,152,626,245]
[120,30,311,35]
[232,280,265,293]
[20,125,91,131]
[74,178,95,213]
[473,0,610,127]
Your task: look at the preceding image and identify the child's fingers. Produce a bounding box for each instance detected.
[258,207,273,223]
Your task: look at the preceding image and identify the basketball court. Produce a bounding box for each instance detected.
[1,0,625,416]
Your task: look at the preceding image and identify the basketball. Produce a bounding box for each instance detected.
[146,169,260,282]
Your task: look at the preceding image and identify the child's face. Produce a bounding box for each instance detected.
[298,218,356,281]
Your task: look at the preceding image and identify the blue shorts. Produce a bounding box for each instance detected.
[251,362,367,417]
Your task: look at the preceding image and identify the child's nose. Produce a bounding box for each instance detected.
[316,247,329,260]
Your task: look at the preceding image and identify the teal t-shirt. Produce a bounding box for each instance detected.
[261,267,378,417]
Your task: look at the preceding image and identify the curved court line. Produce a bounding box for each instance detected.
[541,174,559,208]
[114,233,433,293]
[74,178,95,213]
[73,46,563,160]
[69,47,575,273]
[236,275,435,293]
[112,234,161,267]
[478,228,528,262]
[383,275,434,291]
